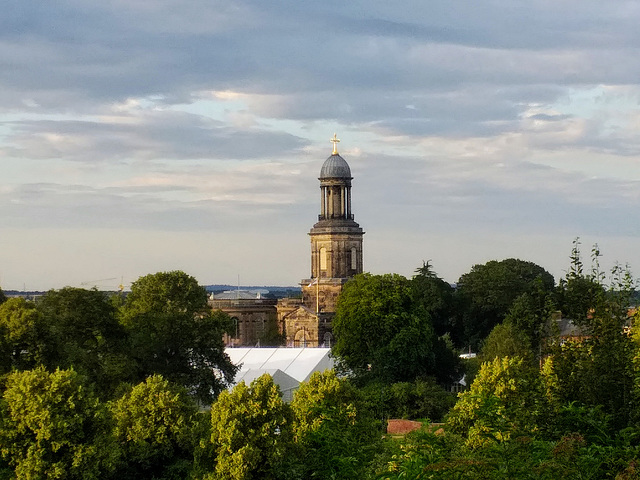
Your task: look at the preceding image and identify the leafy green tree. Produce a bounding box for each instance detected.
[446,356,545,447]
[119,271,236,404]
[289,370,382,479]
[207,374,293,480]
[555,240,607,328]
[547,244,636,429]
[0,289,5,305]
[0,367,117,480]
[109,375,197,480]
[332,273,438,384]
[411,261,455,337]
[454,258,555,348]
[0,298,48,374]
[480,322,534,365]
[504,285,556,357]
[37,287,131,397]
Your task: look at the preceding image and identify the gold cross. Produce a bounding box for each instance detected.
[330,133,340,154]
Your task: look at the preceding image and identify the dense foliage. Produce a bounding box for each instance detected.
[332,270,461,386]
[1,243,640,479]
[0,367,116,480]
[454,258,555,348]
[120,271,236,404]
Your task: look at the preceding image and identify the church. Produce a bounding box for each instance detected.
[212,135,364,347]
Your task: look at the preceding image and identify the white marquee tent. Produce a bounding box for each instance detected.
[225,347,335,401]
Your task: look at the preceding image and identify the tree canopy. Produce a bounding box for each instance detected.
[0,367,116,480]
[289,370,381,480]
[332,273,437,384]
[119,271,237,404]
[36,287,131,397]
[109,375,197,480]
[411,261,455,337]
[455,258,555,348]
[208,374,293,480]
[0,297,48,374]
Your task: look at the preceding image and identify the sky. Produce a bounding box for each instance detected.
[2,1,640,291]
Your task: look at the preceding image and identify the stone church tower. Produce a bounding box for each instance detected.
[279,135,364,347]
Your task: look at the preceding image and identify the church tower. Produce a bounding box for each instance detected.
[302,135,364,314]
[309,134,364,281]
[279,135,365,347]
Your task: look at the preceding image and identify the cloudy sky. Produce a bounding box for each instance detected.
[2,1,640,291]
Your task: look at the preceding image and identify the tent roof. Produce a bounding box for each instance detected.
[226,347,334,384]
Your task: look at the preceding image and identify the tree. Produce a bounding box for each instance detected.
[109,375,197,480]
[503,288,555,357]
[547,243,636,429]
[289,370,382,480]
[0,288,6,305]
[207,374,293,480]
[411,261,455,337]
[446,356,545,447]
[454,258,555,348]
[555,239,607,328]
[119,271,236,404]
[0,298,48,374]
[332,273,437,384]
[383,377,456,421]
[480,322,534,365]
[36,287,131,397]
[0,367,117,479]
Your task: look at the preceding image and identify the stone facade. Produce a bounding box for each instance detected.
[210,292,278,347]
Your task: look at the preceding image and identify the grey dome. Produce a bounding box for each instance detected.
[320,154,351,179]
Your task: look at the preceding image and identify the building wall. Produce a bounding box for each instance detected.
[210,298,278,347]
[309,232,363,280]
[300,278,346,314]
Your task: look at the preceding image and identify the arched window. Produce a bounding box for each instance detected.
[295,328,311,348]
[320,247,327,271]
[351,247,357,270]
[230,317,240,338]
[323,332,333,348]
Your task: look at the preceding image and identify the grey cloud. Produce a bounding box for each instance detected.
[3,0,640,117]
[527,113,573,122]
[1,111,309,162]
[0,178,310,233]
[351,150,640,238]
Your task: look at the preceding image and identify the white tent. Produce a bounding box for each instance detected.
[225,347,335,401]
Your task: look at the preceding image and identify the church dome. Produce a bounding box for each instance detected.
[320,154,351,179]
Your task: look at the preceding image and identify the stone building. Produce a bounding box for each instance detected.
[210,290,278,347]
[211,135,365,348]
[279,135,365,347]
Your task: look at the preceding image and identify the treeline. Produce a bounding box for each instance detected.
[2,239,640,478]
[0,271,236,405]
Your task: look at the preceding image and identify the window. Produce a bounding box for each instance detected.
[320,247,327,271]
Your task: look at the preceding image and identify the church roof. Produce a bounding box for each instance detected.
[320,154,351,179]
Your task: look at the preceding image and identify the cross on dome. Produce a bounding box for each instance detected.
[330,133,340,154]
